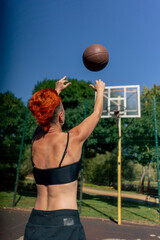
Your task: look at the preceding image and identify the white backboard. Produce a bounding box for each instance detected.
[96,85,141,118]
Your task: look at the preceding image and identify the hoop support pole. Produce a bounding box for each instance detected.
[117,116,122,224]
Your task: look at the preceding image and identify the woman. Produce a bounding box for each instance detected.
[24,76,105,240]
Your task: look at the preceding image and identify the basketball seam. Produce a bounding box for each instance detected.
[83,51,109,59]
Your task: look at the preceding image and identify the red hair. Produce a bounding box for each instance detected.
[29,89,61,132]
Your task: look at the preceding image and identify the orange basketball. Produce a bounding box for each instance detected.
[83,44,109,71]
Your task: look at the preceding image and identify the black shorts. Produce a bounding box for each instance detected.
[24,209,86,240]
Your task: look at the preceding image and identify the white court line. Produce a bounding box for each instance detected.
[150,234,156,237]
[102,239,126,240]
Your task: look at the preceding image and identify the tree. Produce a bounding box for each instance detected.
[122,84,160,192]
[32,78,118,156]
[0,92,27,189]
[83,150,135,187]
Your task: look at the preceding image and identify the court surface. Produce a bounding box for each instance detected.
[0,207,159,240]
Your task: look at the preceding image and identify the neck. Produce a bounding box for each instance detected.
[48,123,62,133]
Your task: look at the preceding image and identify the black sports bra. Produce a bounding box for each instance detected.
[31,133,81,185]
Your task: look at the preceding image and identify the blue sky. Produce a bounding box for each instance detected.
[1,0,160,103]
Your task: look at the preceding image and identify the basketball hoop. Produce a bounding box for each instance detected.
[98,85,141,119]
[111,110,121,119]
[95,84,141,225]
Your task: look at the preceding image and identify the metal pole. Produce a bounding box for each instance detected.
[79,100,87,214]
[12,103,29,207]
[117,116,122,224]
[153,97,160,213]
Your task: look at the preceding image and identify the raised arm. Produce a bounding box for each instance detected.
[70,79,105,143]
[55,76,71,95]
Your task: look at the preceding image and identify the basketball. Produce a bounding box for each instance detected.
[82,44,109,71]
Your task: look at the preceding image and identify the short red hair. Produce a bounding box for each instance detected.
[29,89,61,132]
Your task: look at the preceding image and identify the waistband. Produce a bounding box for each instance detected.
[28,209,80,226]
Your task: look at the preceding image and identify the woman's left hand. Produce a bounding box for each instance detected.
[55,76,71,95]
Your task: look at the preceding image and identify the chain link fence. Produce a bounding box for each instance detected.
[1,96,160,222]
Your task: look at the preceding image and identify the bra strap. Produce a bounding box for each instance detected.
[59,132,69,167]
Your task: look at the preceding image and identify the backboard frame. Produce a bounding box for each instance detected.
[96,85,141,118]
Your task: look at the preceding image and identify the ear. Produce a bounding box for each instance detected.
[59,111,64,123]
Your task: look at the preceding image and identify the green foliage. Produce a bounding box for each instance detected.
[32,78,118,156]
[25,110,37,142]
[83,151,135,187]
[32,78,94,104]
[0,92,37,190]
[0,92,25,138]
[122,85,160,166]
[19,145,33,180]
[1,79,160,192]
[0,92,26,189]
[84,152,116,186]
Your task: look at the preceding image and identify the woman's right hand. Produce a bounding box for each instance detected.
[89,79,105,92]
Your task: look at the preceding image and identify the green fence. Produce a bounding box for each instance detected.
[0,95,160,224]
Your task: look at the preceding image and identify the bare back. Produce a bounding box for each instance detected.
[32,130,83,211]
[31,79,105,211]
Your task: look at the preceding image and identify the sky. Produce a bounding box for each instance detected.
[1,0,160,104]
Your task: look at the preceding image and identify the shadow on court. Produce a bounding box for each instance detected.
[81,193,157,224]
[0,207,160,240]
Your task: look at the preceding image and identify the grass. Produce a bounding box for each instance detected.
[79,193,160,225]
[0,190,159,225]
[0,191,36,209]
